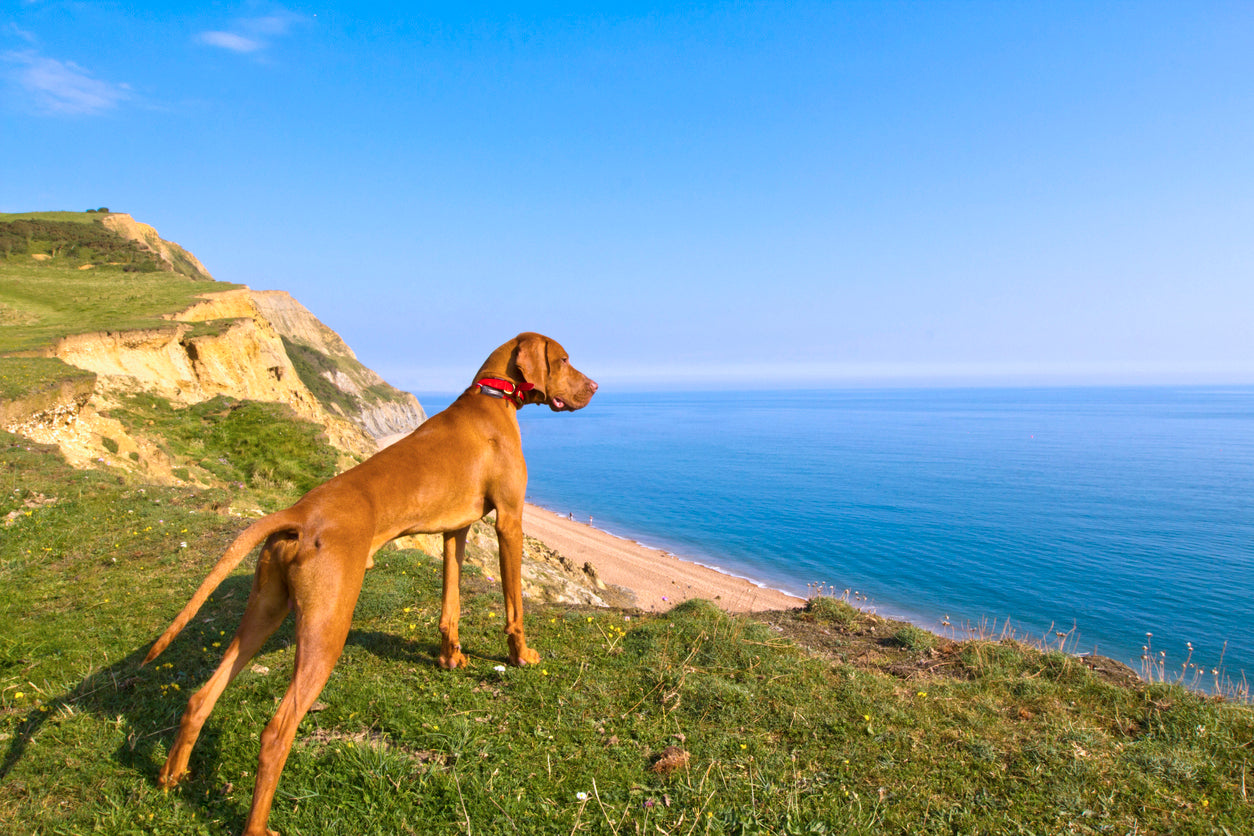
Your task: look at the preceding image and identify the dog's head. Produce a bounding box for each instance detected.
[475,333,598,411]
[511,332,597,411]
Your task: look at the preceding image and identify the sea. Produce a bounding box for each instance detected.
[426,386,1254,689]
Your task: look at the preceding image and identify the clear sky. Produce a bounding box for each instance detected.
[3,2,1252,393]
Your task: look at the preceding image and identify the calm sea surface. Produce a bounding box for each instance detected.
[435,387,1254,685]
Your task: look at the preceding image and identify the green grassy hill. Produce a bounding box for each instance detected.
[0,211,231,409]
[1,213,1251,835]
[1,424,1251,835]
[0,212,421,451]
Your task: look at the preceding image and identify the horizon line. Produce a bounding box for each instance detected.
[382,361,1254,398]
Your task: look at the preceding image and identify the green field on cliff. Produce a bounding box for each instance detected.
[2,212,1251,835]
[2,408,1252,834]
[0,212,415,434]
[0,213,229,346]
[0,212,238,402]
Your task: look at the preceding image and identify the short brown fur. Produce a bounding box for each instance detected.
[143,333,596,836]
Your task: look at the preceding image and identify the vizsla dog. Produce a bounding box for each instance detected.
[143,332,596,836]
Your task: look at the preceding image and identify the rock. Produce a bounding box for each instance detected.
[393,520,635,609]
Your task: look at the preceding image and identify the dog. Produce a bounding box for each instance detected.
[143,332,596,835]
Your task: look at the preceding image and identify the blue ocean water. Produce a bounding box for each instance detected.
[475,387,1252,685]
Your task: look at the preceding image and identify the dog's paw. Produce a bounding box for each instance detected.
[438,639,468,669]
[439,651,468,669]
[511,646,541,666]
[156,766,185,789]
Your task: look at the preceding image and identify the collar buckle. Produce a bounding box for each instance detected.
[475,377,535,407]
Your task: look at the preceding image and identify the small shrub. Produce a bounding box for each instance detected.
[805,596,859,629]
[893,624,936,652]
[960,640,1032,679]
[667,597,723,621]
[100,437,119,454]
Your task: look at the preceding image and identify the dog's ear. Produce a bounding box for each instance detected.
[512,333,550,397]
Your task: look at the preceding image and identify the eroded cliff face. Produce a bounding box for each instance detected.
[249,290,355,358]
[100,213,214,280]
[55,317,315,415]
[9,286,427,472]
[249,290,426,437]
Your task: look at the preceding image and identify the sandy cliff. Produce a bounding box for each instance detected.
[4,218,424,468]
[249,290,426,438]
[43,288,379,460]
[100,213,214,280]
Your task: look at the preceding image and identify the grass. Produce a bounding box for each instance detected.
[0,211,107,225]
[0,221,240,423]
[105,392,343,508]
[0,261,236,355]
[0,211,210,279]
[0,356,96,403]
[1,225,1250,832]
[0,213,234,359]
[2,416,1252,835]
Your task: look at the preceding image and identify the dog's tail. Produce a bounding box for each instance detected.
[142,510,301,666]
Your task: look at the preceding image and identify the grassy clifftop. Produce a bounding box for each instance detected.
[0,212,234,413]
[0,213,226,349]
[1,212,1250,834]
[0,212,423,459]
[0,424,1252,834]
[0,211,214,281]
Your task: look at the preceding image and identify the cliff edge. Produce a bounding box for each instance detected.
[0,211,425,470]
[99,213,215,280]
[1,210,608,609]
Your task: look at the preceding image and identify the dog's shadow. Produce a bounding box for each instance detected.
[0,574,473,829]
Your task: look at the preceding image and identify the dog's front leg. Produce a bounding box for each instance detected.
[495,510,539,666]
[438,527,469,669]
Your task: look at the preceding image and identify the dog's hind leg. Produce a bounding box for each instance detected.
[241,541,369,836]
[158,539,293,788]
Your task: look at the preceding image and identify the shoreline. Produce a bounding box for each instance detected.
[376,431,803,613]
[522,503,805,613]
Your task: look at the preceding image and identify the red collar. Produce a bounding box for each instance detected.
[475,377,535,407]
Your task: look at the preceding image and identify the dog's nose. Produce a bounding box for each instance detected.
[588,379,599,393]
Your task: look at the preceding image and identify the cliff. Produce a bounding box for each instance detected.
[99,213,215,280]
[0,212,424,470]
[249,290,427,439]
[1,211,609,608]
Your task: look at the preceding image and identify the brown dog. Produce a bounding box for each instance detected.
[143,332,596,835]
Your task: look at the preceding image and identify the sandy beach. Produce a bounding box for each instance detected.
[377,432,803,614]
[522,503,804,613]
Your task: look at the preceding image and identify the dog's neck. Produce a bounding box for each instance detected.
[474,376,534,407]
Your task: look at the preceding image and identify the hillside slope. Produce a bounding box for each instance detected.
[1,430,1251,835]
[0,211,425,471]
[1,214,1252,836]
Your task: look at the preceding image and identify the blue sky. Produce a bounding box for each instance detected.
[3,2,1252,393]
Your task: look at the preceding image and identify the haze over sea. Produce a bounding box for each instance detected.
[459,386,1254,688]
